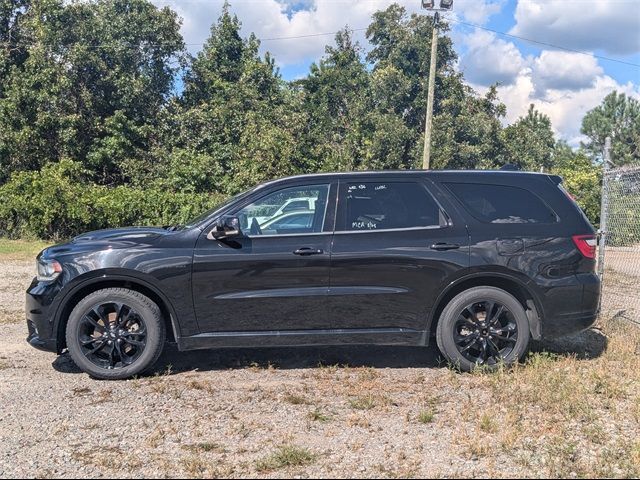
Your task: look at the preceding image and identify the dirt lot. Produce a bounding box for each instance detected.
[1,244,639,478]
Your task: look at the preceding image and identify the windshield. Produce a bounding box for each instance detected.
[184,187,255,229]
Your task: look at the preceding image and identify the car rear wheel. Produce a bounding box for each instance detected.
[66,288,165,380]
[436,286,530,372]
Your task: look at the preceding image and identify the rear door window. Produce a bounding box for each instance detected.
[339,181,442,231]
[445,183,557,224]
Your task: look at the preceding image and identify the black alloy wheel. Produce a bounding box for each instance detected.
[436,286,531,372]
[66,288,165,380]
[79,302,148,370]
[453,300,518,365]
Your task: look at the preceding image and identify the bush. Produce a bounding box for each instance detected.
[0,160,226,240]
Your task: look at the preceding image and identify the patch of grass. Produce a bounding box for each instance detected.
[347,414,371,428]
[0,238,49,261]
[181,456,214,478]
[247,361,276,372]
[186,379,214,393]
[72,387,91,396]
[255,445,316,472]
[184,442,225,454]
[89,389,113,405]
[417,410,435,424]
[349,394,377,411]
[483,351,595,421]
[307,408,331,423]
[283,392,312,405]
[72,446,142,470]
[479,413,498,433]
[356,367,379,381]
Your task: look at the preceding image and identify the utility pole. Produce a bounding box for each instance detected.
[422,12,439,170]
[420,0,453,170]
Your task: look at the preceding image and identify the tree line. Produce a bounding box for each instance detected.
[0,0,638,239]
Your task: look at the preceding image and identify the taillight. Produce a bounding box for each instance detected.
[572,235,597,259]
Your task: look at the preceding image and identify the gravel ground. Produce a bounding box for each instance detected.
[1,258,639,479]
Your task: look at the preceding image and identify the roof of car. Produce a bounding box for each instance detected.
[259,169,558,187]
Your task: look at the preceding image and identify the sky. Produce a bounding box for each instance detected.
[150,0,640,146]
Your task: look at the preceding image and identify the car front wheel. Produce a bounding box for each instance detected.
[66,288,165,380]
[436,286,530,371]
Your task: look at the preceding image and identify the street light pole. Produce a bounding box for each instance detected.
[422,11,439,170]
[420,0,453,169]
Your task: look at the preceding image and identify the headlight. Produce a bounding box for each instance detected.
[37,259,62,282]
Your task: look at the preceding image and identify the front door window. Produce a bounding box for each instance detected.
[237,185,330,236]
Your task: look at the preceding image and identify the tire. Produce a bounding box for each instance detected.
[436,286,530,372]
[66,288,165,380]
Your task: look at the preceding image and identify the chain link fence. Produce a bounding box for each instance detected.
[598,162,640,325]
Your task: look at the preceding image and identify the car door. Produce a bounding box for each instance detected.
[192,182,336,333]
[328,177,469,335]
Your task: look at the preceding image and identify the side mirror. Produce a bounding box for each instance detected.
[207,216,242,240]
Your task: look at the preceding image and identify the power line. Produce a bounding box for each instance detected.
[261,28,367,42]
[448,18,640,69]
[1,19,638,69]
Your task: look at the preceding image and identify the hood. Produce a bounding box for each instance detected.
[72,226,170,244]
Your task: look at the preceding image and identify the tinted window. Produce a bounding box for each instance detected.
[264,212,314,230]
[237,185,329,236]
[341,182,441,231]
[282,200,309,213]
[446,183,557,224]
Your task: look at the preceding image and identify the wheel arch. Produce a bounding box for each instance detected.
[54,274,180,354]
[425,273,543,344]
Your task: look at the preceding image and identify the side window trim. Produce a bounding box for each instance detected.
[335,179,451,233]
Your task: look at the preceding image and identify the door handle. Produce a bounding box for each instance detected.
[430,243,460,251]
[293,247,324,256]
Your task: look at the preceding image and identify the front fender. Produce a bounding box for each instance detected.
[52,269,184,351]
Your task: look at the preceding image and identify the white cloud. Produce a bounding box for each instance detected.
[511,0,640,56]
[152,0,504,65]
[459,30,525,86]
[473,65,640,146]
[531,51,604,97]
[453,0,504,25]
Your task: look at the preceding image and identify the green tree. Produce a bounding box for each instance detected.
[297,28,373,171]
[0,0,184,184]
[364,4,506,170]
[365,4,459,169]
[156,2,303,194]
[552,142,601,225]
[0,0,30,98]
[501,104,556,171]
[581,91,640,165]
[430,83,505,170]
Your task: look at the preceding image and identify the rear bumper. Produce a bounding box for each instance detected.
[541,312,599,338]
[539,273,601,338]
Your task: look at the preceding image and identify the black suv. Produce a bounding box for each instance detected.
[26,171,600,379]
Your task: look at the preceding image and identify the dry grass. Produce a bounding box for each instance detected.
[452,310,640,477]
[417,409,435,424]
[307,408,332,423]
[283,391,312,405]
[0,238,49,261]
[255,445,317,472]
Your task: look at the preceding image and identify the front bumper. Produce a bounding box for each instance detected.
[25,278,62,354]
